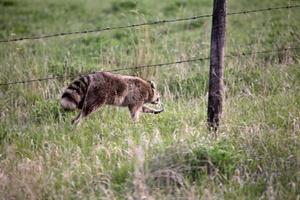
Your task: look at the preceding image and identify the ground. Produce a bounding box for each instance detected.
[0,0,300,199]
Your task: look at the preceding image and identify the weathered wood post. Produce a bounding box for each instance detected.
[207,0,227,131]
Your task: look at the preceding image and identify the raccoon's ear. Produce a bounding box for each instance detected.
[149,81,156,89]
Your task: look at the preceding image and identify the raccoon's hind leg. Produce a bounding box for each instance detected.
[72,112,83,125]
[72,84,106,125]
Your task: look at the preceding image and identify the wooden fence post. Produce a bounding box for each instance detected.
[207,0,227,131]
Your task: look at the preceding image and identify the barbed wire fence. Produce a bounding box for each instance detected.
[0,4,299,86]
[1,5,299,43]
[0,47,299,86]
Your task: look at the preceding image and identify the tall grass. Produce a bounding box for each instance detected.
[1,0,300,199]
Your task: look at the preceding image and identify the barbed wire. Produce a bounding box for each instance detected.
[0,47,299,86]
[0,4,299,43]
[0,57,210,86]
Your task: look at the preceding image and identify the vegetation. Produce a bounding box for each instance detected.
[0,0,300,199]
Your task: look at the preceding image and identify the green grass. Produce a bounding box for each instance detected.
[1,0,300,199]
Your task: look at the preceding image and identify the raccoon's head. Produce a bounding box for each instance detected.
[148,81,161,105]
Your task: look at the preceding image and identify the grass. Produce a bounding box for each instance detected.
[1,0,300,199]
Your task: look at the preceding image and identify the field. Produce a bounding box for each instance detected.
[0,0,300,199]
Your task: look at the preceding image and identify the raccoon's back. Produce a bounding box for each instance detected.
[61,75,92,110]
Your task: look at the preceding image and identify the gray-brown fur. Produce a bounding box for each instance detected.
[61,72,164,125]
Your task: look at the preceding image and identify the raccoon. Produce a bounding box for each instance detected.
[61,71,164,125]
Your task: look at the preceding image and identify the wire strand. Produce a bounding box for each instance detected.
[0,5,299,43]
[0,47,299,86]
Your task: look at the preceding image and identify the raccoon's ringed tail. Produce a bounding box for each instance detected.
[61,97,77,110]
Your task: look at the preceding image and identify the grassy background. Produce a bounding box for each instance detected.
[0,0,300,199]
